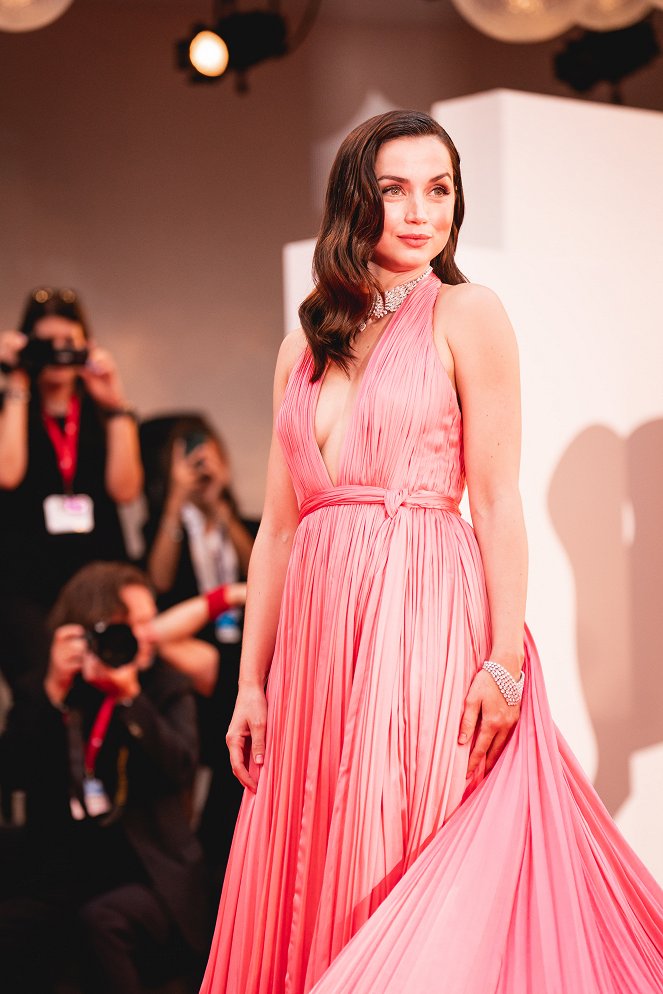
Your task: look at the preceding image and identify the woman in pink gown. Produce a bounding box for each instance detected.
[200,111,663,994]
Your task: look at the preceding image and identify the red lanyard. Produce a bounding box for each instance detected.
[42,394,82,493]
[84,696,116,776]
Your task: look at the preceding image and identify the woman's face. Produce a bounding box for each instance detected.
[370,135,455,280]
[34,314,87,390]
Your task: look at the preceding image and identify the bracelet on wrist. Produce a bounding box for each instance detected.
[104,405,138,423]
[3,385,31,403]
[482,659,525,706]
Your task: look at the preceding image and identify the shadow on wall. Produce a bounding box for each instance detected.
[548,421,663,815]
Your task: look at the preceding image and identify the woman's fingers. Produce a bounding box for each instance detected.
[460,669,521,778]
[226,727,256,792]
[0,329,27,365]
[227,717,267,793]
[251,719,266,767]
[466,717,496,778]
[226,688,268,793]
[458,692,481,746]
[484,729,509,774]
[467,708,520,777]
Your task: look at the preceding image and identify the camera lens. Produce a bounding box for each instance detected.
[87,622,138,669]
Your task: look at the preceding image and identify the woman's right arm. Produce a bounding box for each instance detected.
[226,330,305,792]
[0,331,30,489]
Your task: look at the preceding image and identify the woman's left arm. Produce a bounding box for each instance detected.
[438,283,528,776]
[81,345,144,503]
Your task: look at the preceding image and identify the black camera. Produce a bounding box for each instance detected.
[85,622,138,669]
[183,431,207,456]
[0,337,89,377]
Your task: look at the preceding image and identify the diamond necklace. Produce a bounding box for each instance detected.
[360,266,432,331]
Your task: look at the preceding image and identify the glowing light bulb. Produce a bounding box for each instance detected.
[189,29,229,77]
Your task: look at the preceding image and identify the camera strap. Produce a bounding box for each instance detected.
[42,393,82,493]
[64,695,121,821]
[84,695,116,776]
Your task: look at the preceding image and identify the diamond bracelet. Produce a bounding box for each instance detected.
[482,660,525,706]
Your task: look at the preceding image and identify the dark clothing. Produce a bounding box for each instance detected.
[0,659,209,993]
[0,388,129,713]
[0,595,52,697]
[79,883,179,994]
[0,389,127,607]
[143,511,260,881]
[21,660,208,954]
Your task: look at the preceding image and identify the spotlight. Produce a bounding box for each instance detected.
[176,8,289,89]
[189,29,230,78]
[554,17,661,102]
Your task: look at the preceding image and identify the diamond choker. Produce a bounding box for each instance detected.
[360,266,432,330]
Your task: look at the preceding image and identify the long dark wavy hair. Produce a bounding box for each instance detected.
[299,110,467,381]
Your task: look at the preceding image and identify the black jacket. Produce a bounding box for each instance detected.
[21,660,208,952]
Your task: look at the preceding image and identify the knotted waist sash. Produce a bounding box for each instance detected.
[299,485,461,523]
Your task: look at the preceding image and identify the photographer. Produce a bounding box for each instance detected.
[0,561,210,994]
[144,415,257,884]
[147,415,254,622]
[0,287,143,700]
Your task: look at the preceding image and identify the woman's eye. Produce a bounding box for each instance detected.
[431,185,451,196]
[381,185,403,196]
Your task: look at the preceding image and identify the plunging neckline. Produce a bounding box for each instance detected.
[310,316,397,489]
[310,276,432,488]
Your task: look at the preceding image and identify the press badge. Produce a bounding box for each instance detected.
[83,776,112,818]
[43,494,94,534]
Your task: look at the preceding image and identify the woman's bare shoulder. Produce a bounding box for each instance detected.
[436,281,504,317]
[435,282,513,345]
[274,328,308,398]
[279,328,308,367]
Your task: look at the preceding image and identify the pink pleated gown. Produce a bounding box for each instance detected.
[200,273,663,994]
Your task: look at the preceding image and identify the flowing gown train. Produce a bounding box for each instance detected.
[200,273,663,994]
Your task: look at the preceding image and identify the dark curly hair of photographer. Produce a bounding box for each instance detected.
[0,560,210,994]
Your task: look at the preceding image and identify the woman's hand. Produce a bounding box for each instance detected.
[226,683,268,793]
[458,670,521,777]
[168,438,200,504]
[0,330,29,385]
[195,441,230,509]
[81,345,128,411]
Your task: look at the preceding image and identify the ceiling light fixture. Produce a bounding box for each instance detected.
[176,0,321,92]
[0,0,73,32]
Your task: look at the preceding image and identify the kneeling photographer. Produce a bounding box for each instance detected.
[0,561,210,994]
[0,288,143,706]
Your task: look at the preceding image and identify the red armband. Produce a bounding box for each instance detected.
[205,585,231,621]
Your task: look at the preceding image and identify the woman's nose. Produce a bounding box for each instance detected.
[404,194,428,223]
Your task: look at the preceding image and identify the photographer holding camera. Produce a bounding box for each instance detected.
[145,415,257,884]
[0,561,211,993]
[147,415,254,622]
[0,288,143,702]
